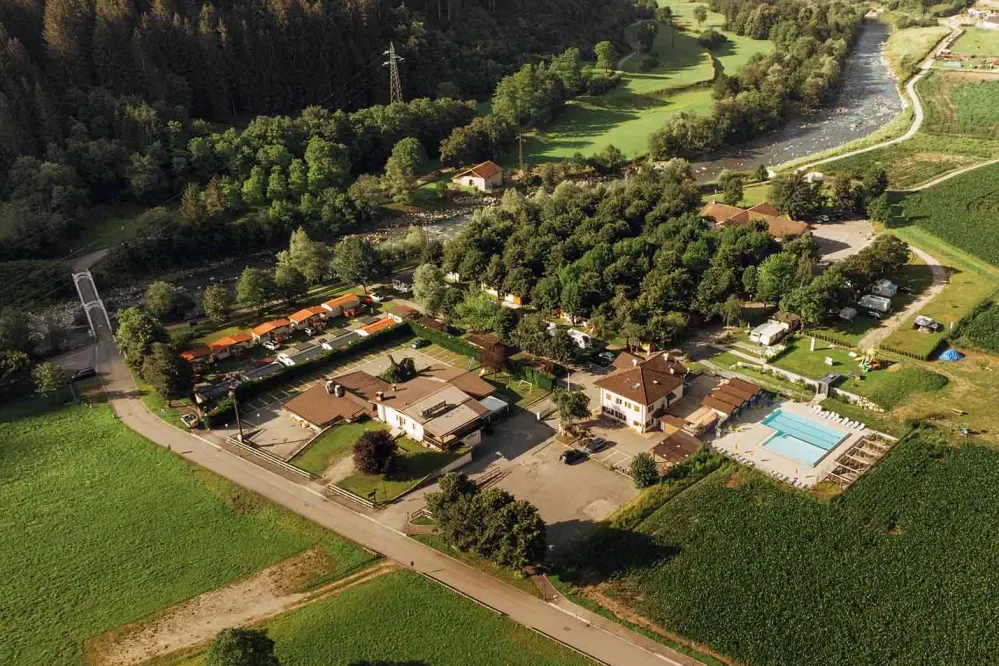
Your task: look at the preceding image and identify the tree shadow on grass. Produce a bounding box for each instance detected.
[553,526,682,586]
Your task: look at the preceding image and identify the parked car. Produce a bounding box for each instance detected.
[180,413,201,429]
[304,326,319,337]
[369,291,385,303]
[411,338,431,349]
[70,367,97,382]
[583,437,608,454]
[262,339,281,351]
[899,285,914,294]
[596,350,617,366]
[559,449,588,465]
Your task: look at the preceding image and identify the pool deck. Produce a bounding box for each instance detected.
[710,400,868,488]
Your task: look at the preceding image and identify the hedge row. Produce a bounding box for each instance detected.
[408,321,482,360]
[508,358,556,391]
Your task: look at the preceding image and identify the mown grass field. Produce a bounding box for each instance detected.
[0,402,372,666]
[525,7,771,161]
[770,336,948,408]
[883,24,950,79]
[290,420,388,476]
[950,26,999,57]
[585,428,999,666]
[168,570,592,666]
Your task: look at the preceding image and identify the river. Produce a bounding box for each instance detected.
[691,20,902,181]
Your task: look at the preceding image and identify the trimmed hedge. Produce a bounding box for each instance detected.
[507,358,557,391]
[408,321,481,360]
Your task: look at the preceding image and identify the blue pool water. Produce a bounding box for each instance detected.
[761,409,846,466]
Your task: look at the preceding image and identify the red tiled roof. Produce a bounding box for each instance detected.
[698,201,808,238]
[595,352,687,407]
[323,294,361,309]
[252,319,290,336]
[454,160,503,180]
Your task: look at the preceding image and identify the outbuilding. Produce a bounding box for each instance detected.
[749,320,790,346]
[451,161,503,192]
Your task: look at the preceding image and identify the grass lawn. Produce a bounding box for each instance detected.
[290,420,388,476]
[168,571,592,666]
[0,401,372,666]
[883,24,950,80]
[524,17,770,161]
[485,371,551,408]
[770,336,948,408]
[572,427,999,666]
[413,533,542,597]
[950,26,999,57]
[336,437,463,503]
[818,396,908,437]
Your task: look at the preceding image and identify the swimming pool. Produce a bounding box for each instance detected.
[761,409,847,466]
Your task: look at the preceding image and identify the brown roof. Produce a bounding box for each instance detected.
[699,200,808,238]
[701,395,737,416]
[211,332,252,350]
[323,293,361,309]
[421,366,497,400]
[334,371,392,402]
[466,332,504,349]
[252,319,290,336]
[726,378,762,395]
[413,315,446,331]
[282,383,370,427]
[716,381,758,402]
[652,430,702,465]
[658,414,688,432]
[455,160,502,180]
[595,353,685,407]
[388,304,419,319]
[713,385,750,406]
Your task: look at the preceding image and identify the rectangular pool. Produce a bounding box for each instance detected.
[761,409,847,466]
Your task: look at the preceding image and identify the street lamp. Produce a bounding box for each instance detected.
[229,389,244,443]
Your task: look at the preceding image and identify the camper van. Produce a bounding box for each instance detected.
[749,320,790,346]
[871,279,898,298]
[858,294,891,314]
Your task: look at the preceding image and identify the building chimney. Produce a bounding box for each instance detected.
[632,358,638,367]
[376,391,384,402]
[334,384,344,398]
[669,367,675,375]
[325,380,335,394]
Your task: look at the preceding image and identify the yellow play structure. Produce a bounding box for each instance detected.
[859,350,881,373]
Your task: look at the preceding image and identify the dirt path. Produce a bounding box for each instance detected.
[795,23,962,174]
[88,555,396,666]
[858,245,948,351]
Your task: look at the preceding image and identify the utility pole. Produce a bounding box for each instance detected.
[518,131,524,172]
[230,389,245,444]
[384,42,404,104]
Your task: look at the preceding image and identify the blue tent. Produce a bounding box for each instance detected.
[939,348,964,362]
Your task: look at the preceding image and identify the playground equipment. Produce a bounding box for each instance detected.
[859,350,881,373]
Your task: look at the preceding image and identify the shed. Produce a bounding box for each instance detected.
[817,372,842,398]
[451,161,503,191]
[749,320,790,346]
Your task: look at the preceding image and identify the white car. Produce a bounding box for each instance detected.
[370,292,385,303]
[262,339,280,351]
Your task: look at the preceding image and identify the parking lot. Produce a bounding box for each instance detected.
[216,341,477,460]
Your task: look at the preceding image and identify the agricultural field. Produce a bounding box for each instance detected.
[0,401,372,666]
[952,300,999,352]
[166,571,592,666]
[883,24,950,79]
[919,71,999,138]
[949,26,999,57]
[525,13,771,161]
[890,161,999,266]
[575,427,999,666]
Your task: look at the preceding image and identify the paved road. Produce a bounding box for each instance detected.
[857,245,948,351]
[76,257,702,666]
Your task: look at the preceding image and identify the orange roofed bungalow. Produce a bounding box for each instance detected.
[288,306,327,330]
[181,345,214,371]
[251,318,291,343]
[210,331,253,360]
[322,293,361,317]
[451,161,503,192]
[699,201,809,239]
[357,317,398,337]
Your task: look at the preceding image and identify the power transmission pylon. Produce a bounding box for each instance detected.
[384,42,404,104]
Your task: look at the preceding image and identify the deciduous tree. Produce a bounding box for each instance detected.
[145,280,179,320]
[115,307,168,371]
[201,284,233,323]
[330,237,384,292]
[141,343,191,399]
[205,628,280,666]
[236,267,275,309]
[353,430,397,475]
[630,452,659,488]
[413,263,446,315]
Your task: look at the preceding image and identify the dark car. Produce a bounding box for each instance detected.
[70,367,97,382]
[411,338,431,349]
[596,350,617,366]
[899,285,915,294]
[559,449,588,465]
[583,437,608,454]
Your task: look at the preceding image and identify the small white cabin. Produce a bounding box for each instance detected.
[872,279,898,297]
[749,321,790,346]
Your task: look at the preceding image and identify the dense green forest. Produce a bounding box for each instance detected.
[0,0,641,263]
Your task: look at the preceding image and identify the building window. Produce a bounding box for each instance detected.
[632,420,641,428]
[615,397,622,405]
[625,401,632,410]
